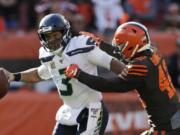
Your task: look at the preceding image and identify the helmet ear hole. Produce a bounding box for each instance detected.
[132,29,137,33]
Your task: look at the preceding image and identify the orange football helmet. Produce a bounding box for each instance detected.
[112,22,151,61]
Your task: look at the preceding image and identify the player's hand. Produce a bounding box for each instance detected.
[118,66,128,79]
[0,68,14,82]
[121,66,128,76]
[65,64,81,78]
[79,31,102,46]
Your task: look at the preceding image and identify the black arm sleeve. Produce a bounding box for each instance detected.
[77,70,140,92]
[99,41,122,60]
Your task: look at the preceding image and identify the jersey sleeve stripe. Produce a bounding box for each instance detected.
[128,72,147,76]
[129,68,148,73]
[131,64,147,69]
[40,55,55,63]
[66,46,95,56]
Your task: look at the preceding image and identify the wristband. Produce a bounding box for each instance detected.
[14,73,21,81]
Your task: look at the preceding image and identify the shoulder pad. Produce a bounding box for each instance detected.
[65,35,96,56]
[72,35,96,48]
[150,51,162,66]
[39,47,52,58]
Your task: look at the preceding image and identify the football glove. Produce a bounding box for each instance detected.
[65,64,81,78]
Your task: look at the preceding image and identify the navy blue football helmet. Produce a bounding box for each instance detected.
[38,13,71,52]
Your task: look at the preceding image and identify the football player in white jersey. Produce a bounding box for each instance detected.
[2,13,126,135]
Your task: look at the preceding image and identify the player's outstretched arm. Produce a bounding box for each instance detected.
[65,64,130,92]
[1,67,42,83]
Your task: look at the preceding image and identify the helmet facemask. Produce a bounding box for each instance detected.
[113,41,139,62]
[112,22,151,62]
[38,30,63,52]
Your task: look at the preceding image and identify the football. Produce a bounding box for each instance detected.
[0,70,9,99]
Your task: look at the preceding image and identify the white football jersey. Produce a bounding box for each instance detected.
[38,35,113,109]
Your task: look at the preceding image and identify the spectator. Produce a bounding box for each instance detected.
[76,0,95,31]
[35,0,53,25]
[0,0,20,31]
[163,3,180,33]
[51,0,77,21]
[0,0,37,32]
[124,0,158,27]
[19,0,37,31]
[92,0,124,33]
[168,38,180,91]
[71,13,87,35]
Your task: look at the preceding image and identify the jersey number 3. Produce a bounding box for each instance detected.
[59,69,73,96]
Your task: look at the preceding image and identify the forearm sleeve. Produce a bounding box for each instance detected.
[78,70,131,92]
[99,41,122,60]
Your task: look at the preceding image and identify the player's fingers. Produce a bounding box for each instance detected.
[0,68,8,78]
[121,67,128,77]
[123,67,129,74]
[121,71,126,77]
[0,69,13,82]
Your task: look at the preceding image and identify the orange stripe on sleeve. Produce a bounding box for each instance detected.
[129,68,148,73]
[128,72,147,76]
[131,64,147,69]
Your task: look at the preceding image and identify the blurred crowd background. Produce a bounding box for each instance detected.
[0,0,180,93]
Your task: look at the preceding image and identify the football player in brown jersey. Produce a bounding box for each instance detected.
[65,22,180,135]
